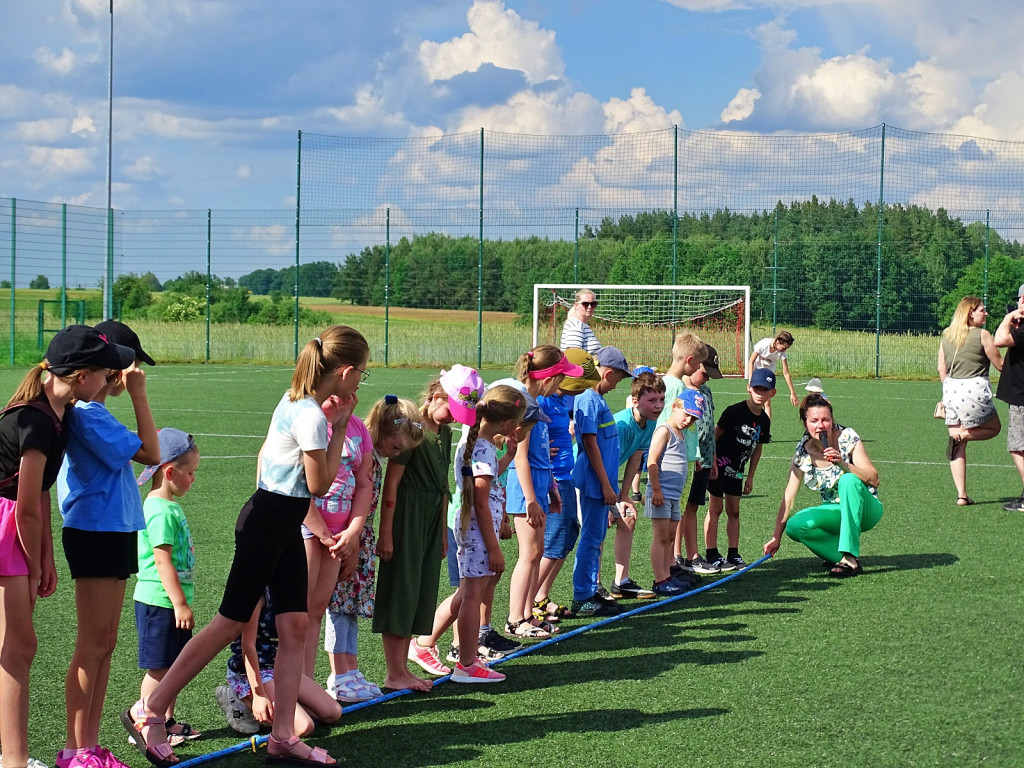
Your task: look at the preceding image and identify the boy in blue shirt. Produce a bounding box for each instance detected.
[569,346,634,617]
[609,371,665,599]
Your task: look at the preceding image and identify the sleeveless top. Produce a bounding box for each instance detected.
[941,327,989,379]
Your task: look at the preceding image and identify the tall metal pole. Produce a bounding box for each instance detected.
[875,123,886,379]
[477,127,484,370]
[104,0,114,319]
[9,199,15,365]
[384,208,390,367]
[984,210,991,307]
[294,131,302,361]
[61,204,67,328]
[772,209,779,334]
[206,209,211,362]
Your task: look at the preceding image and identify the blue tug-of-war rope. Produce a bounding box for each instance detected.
[176,554,772,768]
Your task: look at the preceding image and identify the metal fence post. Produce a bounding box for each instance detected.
[384,207,390,367]
[294,130,302,362]
[9,198,15,365]
[875,123,886,379]
[206,209,212,362]
[477,127,484,370]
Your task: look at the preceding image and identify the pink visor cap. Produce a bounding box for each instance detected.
[527,352,585,380]
[439,364,487,426]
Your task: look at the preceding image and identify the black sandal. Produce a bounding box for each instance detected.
[956,496,975,506]
[829,561,862,578]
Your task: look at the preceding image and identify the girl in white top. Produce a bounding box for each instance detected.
[122,325,369,768]
[559,289,602,354]
[451,385,526,683]
[748,331,798,420]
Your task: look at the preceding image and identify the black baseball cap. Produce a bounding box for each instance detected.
[94,320,156,366]
[702,345,724,379]
[45,325,136,376]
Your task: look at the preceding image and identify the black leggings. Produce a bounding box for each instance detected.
[218,489,310,623]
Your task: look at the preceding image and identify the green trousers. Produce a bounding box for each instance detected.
[785,473,883,562]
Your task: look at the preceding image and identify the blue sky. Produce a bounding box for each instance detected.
[2,0,1023,213]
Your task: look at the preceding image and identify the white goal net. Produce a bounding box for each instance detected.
[533,283,750,376]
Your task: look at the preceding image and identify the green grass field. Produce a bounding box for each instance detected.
[3,365,1023,768]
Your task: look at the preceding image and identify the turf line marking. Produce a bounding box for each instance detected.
[173,554,772,768]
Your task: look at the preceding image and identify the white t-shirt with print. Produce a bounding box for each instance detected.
[258,393,328,498]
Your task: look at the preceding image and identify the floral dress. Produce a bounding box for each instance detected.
[328,450,382,619]
[793,426,878,504]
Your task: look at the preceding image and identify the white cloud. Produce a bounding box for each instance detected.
[28,146,94,175]
[453,88,603,135]
[603,88,684,134]
[11,118,69,143]
[123,155,163,181]
[721,88,760,123]
[419,0,563,85]
[34,46,76,76]
[790,51,896,127]
[70,113,97,135]
[325,85,410,132]
[236,164,251,179]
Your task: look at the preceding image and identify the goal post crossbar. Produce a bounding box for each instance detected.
[533,283,751,377]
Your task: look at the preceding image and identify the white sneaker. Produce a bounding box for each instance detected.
[326,670,373,702]
[215,684,259,735]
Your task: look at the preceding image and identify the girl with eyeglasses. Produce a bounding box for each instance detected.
[559,289,603,354]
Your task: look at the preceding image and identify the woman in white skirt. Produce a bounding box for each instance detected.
[939,296,1003,505]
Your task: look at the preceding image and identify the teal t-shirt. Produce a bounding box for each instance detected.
[133,496,195,609]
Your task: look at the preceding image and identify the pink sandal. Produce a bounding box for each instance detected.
[119,700,178,768]
[265,735,336,766]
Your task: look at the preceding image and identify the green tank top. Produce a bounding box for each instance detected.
[941,327,989,379]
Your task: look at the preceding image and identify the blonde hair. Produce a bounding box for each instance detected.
[943,296,982,350]
[364,396,425,452]
[513,344,563,383]
[671,332,708,363]
[290,325,369,401]
[458,384,527,536]
[6,362,86,409]
[419,377,446,418]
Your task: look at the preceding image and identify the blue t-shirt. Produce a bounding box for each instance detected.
[571,388,620,498]
[539,393,574,481]
[613,407,657,467]
[57,400,144,532]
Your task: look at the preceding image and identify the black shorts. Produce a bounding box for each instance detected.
[687,467,712,507]
[707,474,743,499]
[135,601,191,670]
[62,528,137,579]
[218,489,310,623]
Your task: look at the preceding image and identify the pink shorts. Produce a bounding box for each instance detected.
[0,496,30,577]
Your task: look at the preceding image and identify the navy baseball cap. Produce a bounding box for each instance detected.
[45,325,136,376]
[95,320,156,366]
[750,368,777,389]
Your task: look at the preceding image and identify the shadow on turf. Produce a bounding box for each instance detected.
[319,701,726,765]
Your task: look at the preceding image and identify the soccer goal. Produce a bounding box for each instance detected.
[533,284,750,376]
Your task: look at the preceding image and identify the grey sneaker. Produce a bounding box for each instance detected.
[215,684,259,735]
[709,555,737,573]
[610,578,656,599]
[1002,496,1024,511]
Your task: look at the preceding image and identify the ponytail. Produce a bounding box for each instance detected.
[290,325,369,401]
[6,364,47,409]
[458,419,482,536]
[513,344,563,383]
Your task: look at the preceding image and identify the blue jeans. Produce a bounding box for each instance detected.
[572,494,610,601]
[544,478,581,560]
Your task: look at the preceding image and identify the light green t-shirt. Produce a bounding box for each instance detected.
[133,496,195,609]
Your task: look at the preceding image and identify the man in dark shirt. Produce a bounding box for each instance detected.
[994,284,1024,511]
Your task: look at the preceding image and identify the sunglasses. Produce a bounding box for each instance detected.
[579,301,598,308]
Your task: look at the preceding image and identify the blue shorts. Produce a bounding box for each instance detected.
[544,478,581,560]
[134,601,192,671]
[445,526,459,587]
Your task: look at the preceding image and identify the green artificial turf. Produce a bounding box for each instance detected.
[2,366,1022,768]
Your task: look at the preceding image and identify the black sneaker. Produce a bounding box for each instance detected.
[479,628,522,655]
[445,644,459,663]
[1002,497,1024,512]
[610,578,656,599]
[570,595,621,617]
[668,565,699,588]
[709,555,737,573]
[726,553,748,569]
[687,555,721,574]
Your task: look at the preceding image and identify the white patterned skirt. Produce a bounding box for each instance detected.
[943,375,995,429]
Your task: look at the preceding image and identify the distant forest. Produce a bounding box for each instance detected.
[120,198,1024,331]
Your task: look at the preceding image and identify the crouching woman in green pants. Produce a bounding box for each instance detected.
[764,394,882,578]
